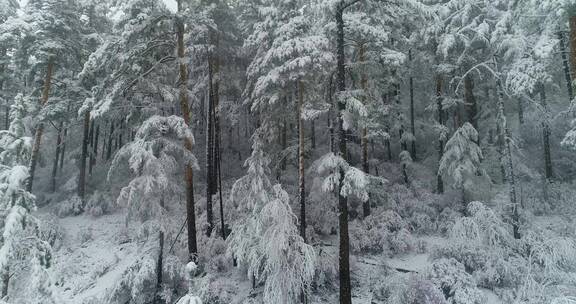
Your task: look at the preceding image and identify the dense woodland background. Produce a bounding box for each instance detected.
[2,0,576,303]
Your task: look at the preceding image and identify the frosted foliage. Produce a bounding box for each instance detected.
[0,94,32,166]
[427,258,484,304]
[176,262,202,304]
[228,143,315,304]
[110,115,197,226]
[438,123,482,188]
[562,120,576,150]
[315,152,372,202]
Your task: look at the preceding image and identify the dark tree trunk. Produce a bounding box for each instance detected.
[336,3,351,303]
[464,74,478,138]
[92,123,100,172]
[206,61,215,236]
[297,81,307,242]
[177,0,198,260]
[539,84,553,180]
[27,58,54,192]
[409,49,416,159]
[88,120,95,175]
[570,16,576,85]
[359,44,370,218]
[78,111,90,202]
[106,121,114,161]
[517,98,524,125]
[59,126,67,172]
[51,122,63,192]
[154,231,164,304]
[436,75,445,194]
[558,31,573,102]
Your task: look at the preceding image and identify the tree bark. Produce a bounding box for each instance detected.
[51,122,63,192]
[436,75,445,194]
[78,111,90,201]
[177,0,198,260]
[297,80,307,242]
[336,3,351,303]
[570,16,576,84]
[206,62,215,236]
[106,121,114,161]
[154,231,164,304]
[558,30,573,102]
[496,78,520,239]
[359,44,370,218]
[409,49,416,159]
[539,84,553,180]
[59,125,67,172]
[27,58,54,192]
[92,123,100,171]
[464,74,478,139]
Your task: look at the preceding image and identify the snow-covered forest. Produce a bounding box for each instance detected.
[3,0,576,303]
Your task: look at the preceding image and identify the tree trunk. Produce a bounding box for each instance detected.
[92,123,100,171]
[206,61,215,236]
[436,75,445,194]
[51,122,63,192]
[359,44,370,218]
[409,49,416,159]
[59,126,67,172]
[106,121,114,161]
[298,80,307,242]
[1,266,8,298]
[558,30,573,102]
[78,111,90,202]
[496,78,520,239]
[311,119,316,150]
[336,3,351,304]
[281,119,287,170]
[154,231,164,304]
[539,84,553,180]
[177,0,198,260]
[569,16,576,85]
[27,58,54,192]
[88,120,95,175]
[464,74,478,140]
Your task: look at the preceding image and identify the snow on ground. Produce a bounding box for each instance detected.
[46,212,138,304]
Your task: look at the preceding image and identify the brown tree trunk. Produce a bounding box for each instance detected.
[297,80,307,242]
[51,122,63,192]
[570,16,576,83]
[78,111,90,202]
[336,3,351,303]
[436,75,445,194]
[359,44,370,218]
[409,49,416,159]
[558,31,573,102]
[177,0,197,260]
[59,126,67,172]
[206,61,215,236]
[27,58,54,192]
[539,84,553,180]
[464,74,478,137]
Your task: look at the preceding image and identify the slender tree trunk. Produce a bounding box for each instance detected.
[336,3,351,304]
[297,80,307,242]
[92,124,100,169]
[558,31,573,102]
[464,74,478,139]
[281,119,287,170]
[59,126,67,172]
[206,62,215,236]
[409,49,416,159]
[570,16,576,86]
[517,98,524,125]
[1,266,8,298]
[177,0,198,260]
[51,122,63,192]
[154,231,164,304]
[436,75,445,194]
[88,120,95,175]
[496,78,520,239]
[311,119,316,150]
[78,111,90,202]
[539,84,553,180]
[359,44,370,218]
[27,58,54,192]
[106,121,114,160]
